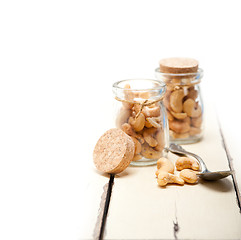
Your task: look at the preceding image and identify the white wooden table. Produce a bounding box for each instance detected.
[1,2,241,240]
[80,103,241,240]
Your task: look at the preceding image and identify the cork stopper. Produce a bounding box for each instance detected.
[159,57,199,74]
[93,128,135,174]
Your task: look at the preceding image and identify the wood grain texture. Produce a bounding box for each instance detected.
[79,126,115,239]
[103,104,241,240]
[79,168,111,239]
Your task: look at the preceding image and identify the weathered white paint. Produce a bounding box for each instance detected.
[104,105,241,239]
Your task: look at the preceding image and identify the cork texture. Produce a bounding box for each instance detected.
[159,57,199,74]
[93,128,135,174]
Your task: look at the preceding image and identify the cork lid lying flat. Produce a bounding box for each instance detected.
[159,57,199,74]
[93,128,135,174]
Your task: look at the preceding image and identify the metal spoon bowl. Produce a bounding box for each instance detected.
[168,143,233,181]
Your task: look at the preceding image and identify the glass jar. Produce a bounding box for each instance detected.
[155,67,204,144]
[112,79,169,166]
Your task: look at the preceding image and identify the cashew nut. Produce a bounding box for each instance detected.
[169,130,189,139]
[183,117,191,127]
[170,111,187,120]
[179,169,198,184]
[183,116,191,124]
[123,84,134,109]
[142,105,161,118]
[133,103,142,115]
[116,108,131,128]
[183,98,202,118]
[154,129,165,151]
[186,86,198,100]
[175,157,199,171]
[131,136,142,154]
[132,154,142,161]
[189,126,201,136]
[157,171,184,187]
[169,118,191,134]
[145,120,153,128]
[191,116,202,128]
[124,84,141,100]
[166,110,174,121]
[156,157,174,175]
[122,122,135,136]
[121,123,144,143]
[128,113,145,132]
[138,91,150,99]
[141,143,162,159]
[146,117,162,128]
[171,78,182,84]
[166,85,175,92]
[124,83,131,90]
[163,94,172,112]
[143,128,158,147]
[170,89,185,113]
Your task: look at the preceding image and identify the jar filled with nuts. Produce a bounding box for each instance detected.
[155,58,204,144]
[112,79,169,166]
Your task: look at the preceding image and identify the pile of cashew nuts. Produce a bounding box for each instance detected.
[116,84,166,161]
[164,84,202,140]
[156,156,200,187]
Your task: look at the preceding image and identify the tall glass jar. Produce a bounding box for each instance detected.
[112,79,169,166]
[155,58,204,144]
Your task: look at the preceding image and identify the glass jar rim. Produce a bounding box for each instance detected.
[113,79,166,92]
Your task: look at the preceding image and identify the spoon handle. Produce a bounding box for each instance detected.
[168,143,208,173]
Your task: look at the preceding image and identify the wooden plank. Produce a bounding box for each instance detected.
[79,127,114,240]
[219,127,241,210]
[79,92,116,239]
[103,104,241,240]
[79,167,111,240]
[218,119,241,210]
[214,81,241,208]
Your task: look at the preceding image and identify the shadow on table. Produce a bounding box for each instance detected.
[93,168,136,179]
[199,177,233,192]
[93,168,111,179]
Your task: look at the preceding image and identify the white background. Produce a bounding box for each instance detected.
[0,1,241,239]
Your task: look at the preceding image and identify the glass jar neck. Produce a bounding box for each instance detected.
[112,79,166,101]
[155,68,203,86]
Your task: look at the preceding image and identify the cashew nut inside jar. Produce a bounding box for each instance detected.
[155,58,204,144]
[112,79,169,166]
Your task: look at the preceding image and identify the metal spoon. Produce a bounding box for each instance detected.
[168,143,233,181]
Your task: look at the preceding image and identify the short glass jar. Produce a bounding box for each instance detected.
[155,68,204,144]
[112,79,169,166]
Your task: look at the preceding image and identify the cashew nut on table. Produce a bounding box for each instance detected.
[175,156,199,171]
[179,169,198,184]
[155,157,174,176]
[156,155,200,187]
[157,171,184,187]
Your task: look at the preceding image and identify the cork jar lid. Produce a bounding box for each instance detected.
[93,128,135,174]
[159,57,199,74]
